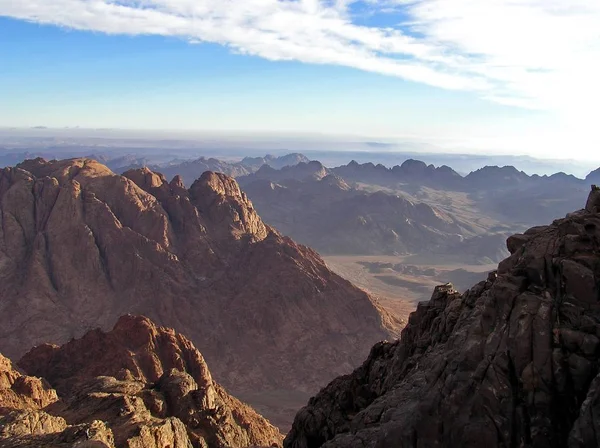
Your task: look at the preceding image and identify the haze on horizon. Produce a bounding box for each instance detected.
[1,0,599,161]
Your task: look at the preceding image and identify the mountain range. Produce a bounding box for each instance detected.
[231,159,591,263]
[107,153,312,188]
[0,157,399,429]
[1,156,600,447]
[240,175,506,262]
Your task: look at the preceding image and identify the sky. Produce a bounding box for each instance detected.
[0,0,599,160]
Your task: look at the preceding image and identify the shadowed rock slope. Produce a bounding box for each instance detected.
[285,186,600,448]
[1,315,282,447]
[0,158,396,428]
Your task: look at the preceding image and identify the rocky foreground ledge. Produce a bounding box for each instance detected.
[0,315,283,448]
[285,186,600,448]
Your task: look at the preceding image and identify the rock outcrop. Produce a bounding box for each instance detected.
[0,158,394,427]
[0,353,58,414]
[586,185,600,213]
[284,186,600,447]
[1,315,282,448]
[1,349,113,448]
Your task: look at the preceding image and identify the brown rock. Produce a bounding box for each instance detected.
[0,353,57,414]
[19,315,283,447]
[586,185,600,212]
[0,410,67,438]
[1,315,283,447]
[0,412,116,448]
[506,233,530,254]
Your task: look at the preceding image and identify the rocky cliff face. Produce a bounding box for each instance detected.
[1,315,282,448]
[0,158,394,428]
[285,186,600,448]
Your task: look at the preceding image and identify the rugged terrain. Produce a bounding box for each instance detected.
[235,159,590,263]
[285,186,600,447]
[240,174,508,262]
[154,157,252,185]
[238,161,330,186]
[0,158,398,428]
[137,153,312,187]
[332,160,588,229]
[0,315,283,447]
[239,154,310,172]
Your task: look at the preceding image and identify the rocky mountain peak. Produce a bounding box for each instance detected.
[121,166,167,190]
[193,171,246,198]
[190,171,269,240]
[19,315,214,395]
[169,174,186,190]
[2,315,283,447]
[399,158,428,171]
[586,184,600,212]
[17,157,115,185]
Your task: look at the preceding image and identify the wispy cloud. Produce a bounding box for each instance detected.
[1,0,599,117]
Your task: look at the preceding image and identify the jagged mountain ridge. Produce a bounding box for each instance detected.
[1,315,283,447]
[0,157,396,428]
[284,186,600,448]
[240,176,501,260]
[238,161,330,186]
[129,153,313,187]
[332,159,593,190]
[240,158,588,236]
[331,159,463,190]
[154,157,253,185]
[240,153,310,171]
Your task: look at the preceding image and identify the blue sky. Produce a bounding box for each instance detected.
[0,1,599,160]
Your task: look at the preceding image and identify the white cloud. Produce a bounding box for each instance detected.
[1,0,599,122]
